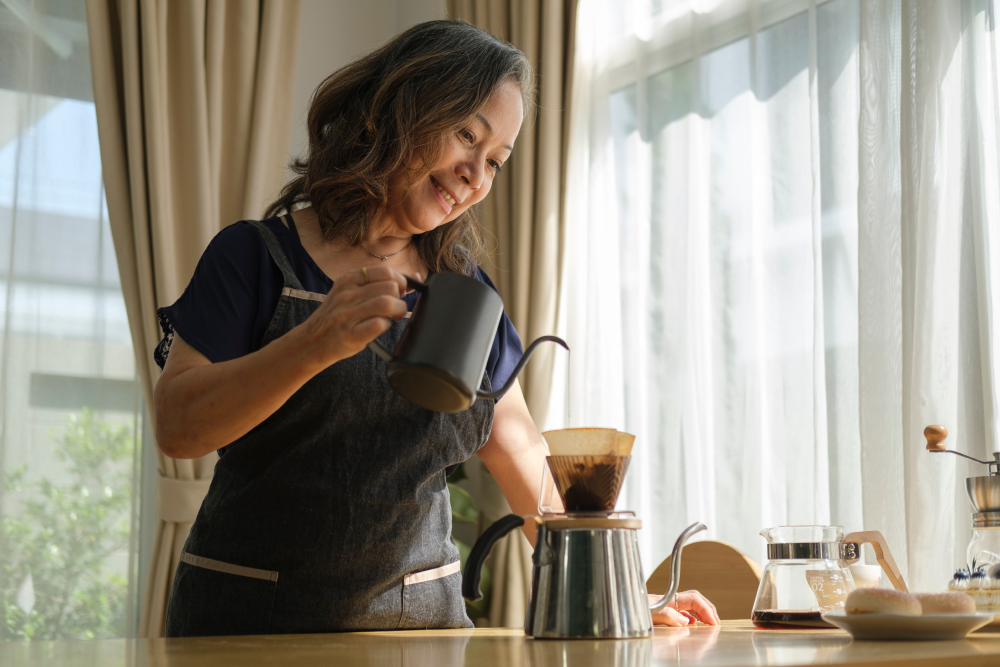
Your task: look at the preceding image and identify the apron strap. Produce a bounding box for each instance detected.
[248,219,305,291]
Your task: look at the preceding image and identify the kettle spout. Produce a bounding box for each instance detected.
[476,335,568,401]
[649,522,707,613]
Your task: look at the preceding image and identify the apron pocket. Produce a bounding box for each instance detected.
[166,552,279,637]
[399,561,470,629]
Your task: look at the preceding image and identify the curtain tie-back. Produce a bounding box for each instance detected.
[157,475,212,523]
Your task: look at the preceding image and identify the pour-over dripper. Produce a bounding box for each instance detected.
[541,428,635,513]
[547,455,630,512]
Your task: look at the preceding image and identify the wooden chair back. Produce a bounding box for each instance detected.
[646,540,762,620]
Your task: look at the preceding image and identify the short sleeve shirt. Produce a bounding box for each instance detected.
[155,216,524,414]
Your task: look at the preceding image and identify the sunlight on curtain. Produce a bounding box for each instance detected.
[0,2,140,640]
[556,0,1000,591]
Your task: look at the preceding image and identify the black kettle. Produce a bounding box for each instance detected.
[368,272,567,413]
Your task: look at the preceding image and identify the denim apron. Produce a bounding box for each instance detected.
[165,220,494,636]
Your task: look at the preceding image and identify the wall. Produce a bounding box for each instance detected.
[287,0,448,166]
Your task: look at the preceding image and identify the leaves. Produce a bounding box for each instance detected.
[446,462,468,484]
[447,483,478,524]
[1,408,134,640]
[447,469,491,620]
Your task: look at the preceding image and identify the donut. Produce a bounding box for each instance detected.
[916,592,976,615]
[845,588,921,615]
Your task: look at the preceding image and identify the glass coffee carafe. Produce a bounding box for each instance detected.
[751,526,858,629]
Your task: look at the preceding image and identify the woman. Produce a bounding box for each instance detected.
[156,20,718,636]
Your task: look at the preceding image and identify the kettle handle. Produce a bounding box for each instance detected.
[649,522,707,612]
[366,276,427,364]
[843,530,908,592]
[477,336,569,401]
[367,341,394,363]
[462,514,527,601]
[405,276,429,293]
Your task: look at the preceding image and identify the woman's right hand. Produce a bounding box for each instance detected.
[301,265,411,368]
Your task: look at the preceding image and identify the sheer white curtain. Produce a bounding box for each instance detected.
[0,1,141,640]
[555,0,1000,591]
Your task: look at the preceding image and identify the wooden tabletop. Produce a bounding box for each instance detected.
[4,620,1000,667]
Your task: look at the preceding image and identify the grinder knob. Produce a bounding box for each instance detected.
[924,425,948,451]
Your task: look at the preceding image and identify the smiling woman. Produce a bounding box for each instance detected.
[144,15,718,638]
[150,20,561,638]
[264,20,532,276]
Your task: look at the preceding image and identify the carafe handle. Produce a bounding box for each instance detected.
[843,530,908,592]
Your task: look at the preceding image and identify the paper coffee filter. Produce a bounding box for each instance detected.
[616,432,635,456]
[542,428,635,456]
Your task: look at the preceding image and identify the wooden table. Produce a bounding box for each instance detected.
[5,620,1000,667]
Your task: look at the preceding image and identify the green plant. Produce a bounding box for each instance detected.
[1,409,134,640]
[447,463,492,619]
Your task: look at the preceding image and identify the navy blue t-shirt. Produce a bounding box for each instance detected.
[155,216,524,415]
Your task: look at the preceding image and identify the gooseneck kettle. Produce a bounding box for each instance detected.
[368,272,568,413]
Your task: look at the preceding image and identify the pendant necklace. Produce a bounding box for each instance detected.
[362,240,411,261]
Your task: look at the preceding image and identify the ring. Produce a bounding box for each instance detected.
[361,266,369,285]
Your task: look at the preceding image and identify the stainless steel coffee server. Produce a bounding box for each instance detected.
[462,514,705,639]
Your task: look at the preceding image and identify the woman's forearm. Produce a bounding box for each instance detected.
[154,267,409,459]
[153,325,330,459]
[476,380,549,547]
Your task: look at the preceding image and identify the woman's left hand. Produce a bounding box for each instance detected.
[649,591,720,627]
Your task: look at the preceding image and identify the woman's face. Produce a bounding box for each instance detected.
[386,79,524,236]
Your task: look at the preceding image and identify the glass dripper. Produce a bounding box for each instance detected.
[751,526,857,629]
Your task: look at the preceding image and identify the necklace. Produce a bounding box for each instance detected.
[361,240,411,261]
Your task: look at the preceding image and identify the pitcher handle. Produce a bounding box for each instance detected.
[843,530,908,592]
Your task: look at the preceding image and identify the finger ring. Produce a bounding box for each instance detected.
[361,266,369,285]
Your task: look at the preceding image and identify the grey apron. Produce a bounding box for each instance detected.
[165,220,495,636]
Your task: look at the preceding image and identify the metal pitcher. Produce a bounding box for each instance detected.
[368,272,567,413]
[463,515,706,639]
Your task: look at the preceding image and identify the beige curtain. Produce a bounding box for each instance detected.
[85,0,301,638]
[447,0,577,627]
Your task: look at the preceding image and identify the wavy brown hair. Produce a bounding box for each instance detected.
[264,20,534,275]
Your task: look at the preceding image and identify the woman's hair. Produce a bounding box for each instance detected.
[264,20,534,275]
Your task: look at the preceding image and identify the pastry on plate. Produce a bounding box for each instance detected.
[916,592,976,615]
[845,588,921,616]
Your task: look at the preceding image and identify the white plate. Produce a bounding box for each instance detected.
[821,610,994,641]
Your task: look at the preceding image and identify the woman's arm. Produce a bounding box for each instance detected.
[475,379,549,547]
[154,266,408,458]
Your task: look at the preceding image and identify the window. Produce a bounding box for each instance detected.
[561,0,1000,590]
[0,1,141,640]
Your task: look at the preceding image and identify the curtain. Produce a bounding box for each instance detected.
[86,0,301,637]
[446,0,576,626]
[559,0,1000,593]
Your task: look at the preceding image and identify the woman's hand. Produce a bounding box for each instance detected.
[649,591,720,627]
[154,264,411,459]
[301,265,410,367]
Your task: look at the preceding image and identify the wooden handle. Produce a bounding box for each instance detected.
[924,425,948,451]
[843,530,908,592]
